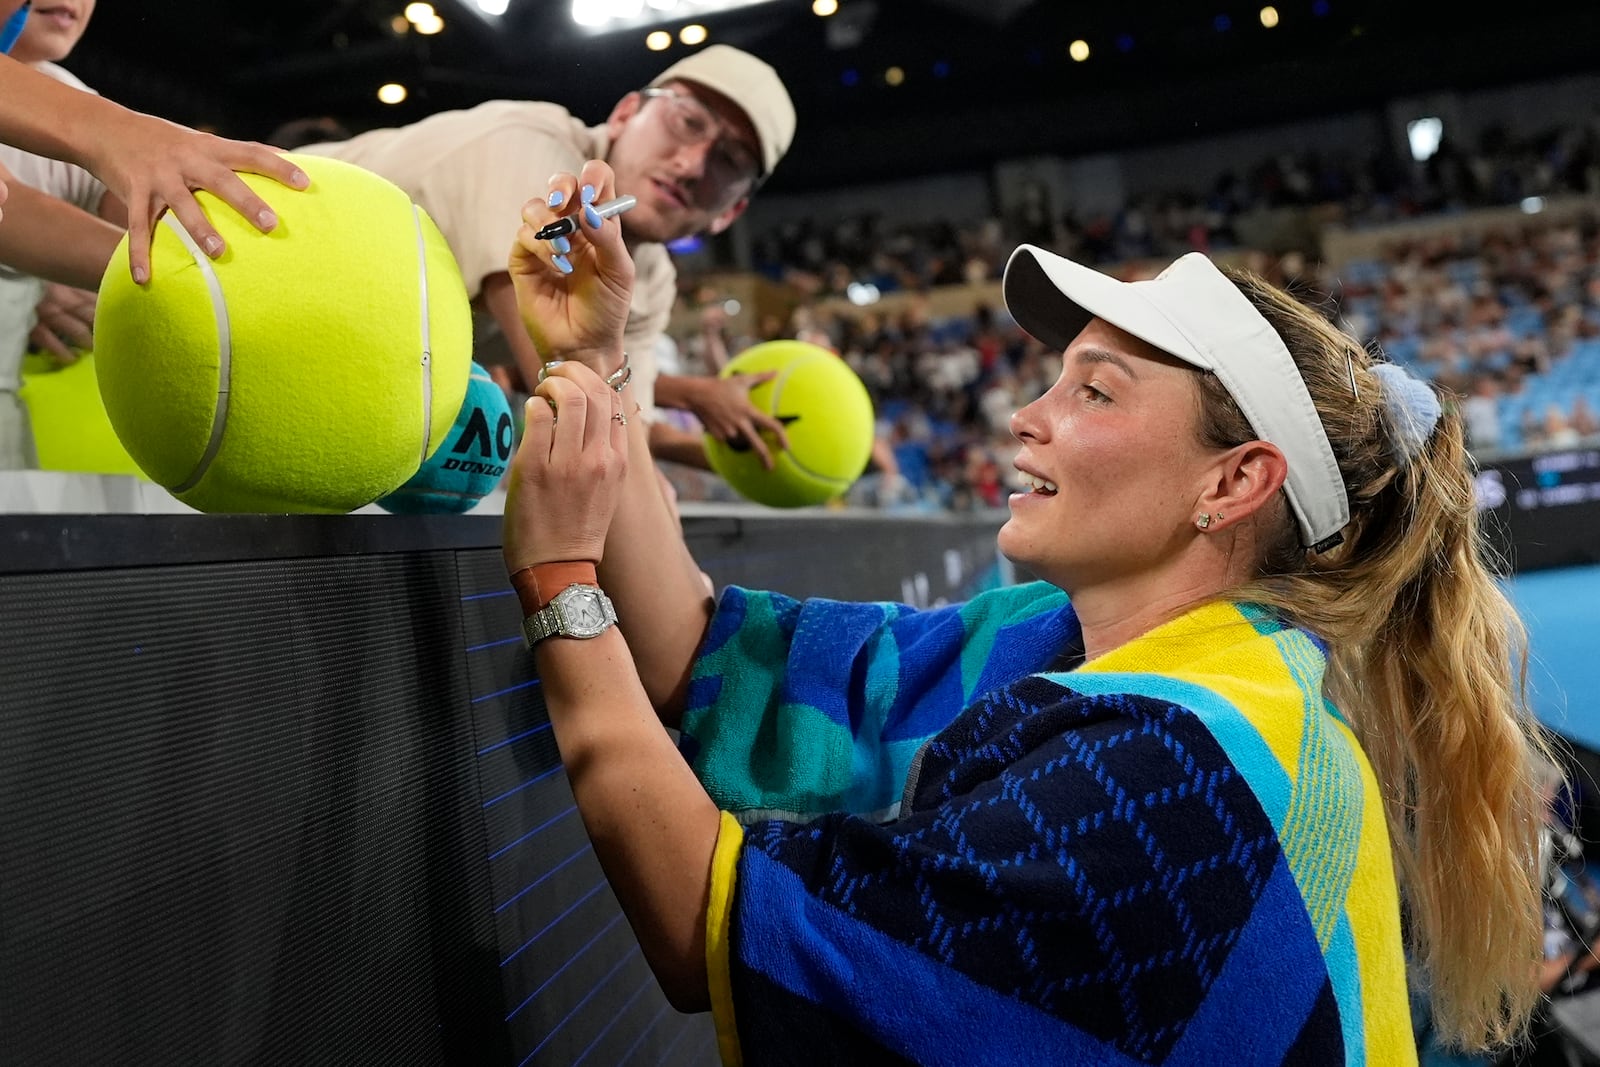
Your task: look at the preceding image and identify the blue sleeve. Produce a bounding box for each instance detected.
[679,581,1075,820]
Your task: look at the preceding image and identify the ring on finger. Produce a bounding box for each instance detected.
[612,411,627,426]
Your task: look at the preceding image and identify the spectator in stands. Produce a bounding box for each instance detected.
[301,45,797,470]
[1461,376,1504,454]
[500,161,1552,1062]
[1572,395,1600,440]
[1543,404,1580,449]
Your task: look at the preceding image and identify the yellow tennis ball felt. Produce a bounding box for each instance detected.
[704,340,875,508]
[19,352,144,477]
[93,153,472,513]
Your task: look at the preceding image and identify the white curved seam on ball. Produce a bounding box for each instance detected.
[412,204,433,468]
[767,355,839,485]
[163,215,233,495]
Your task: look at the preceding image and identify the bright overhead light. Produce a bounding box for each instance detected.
[572,0,779,31]
[390,14,410,32]
[646,29,672,49]
[813,0,839,14]
[884,65,905,86]
[378,83,408,104]
[1069,38,1090,61]
[1259,5,1280,27]
[403,2,435,22]
[415,13,444,33]
[476,0,510,13]
[680,23,707,44]
[571,0,608,26]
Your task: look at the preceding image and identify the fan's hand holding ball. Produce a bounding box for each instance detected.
[704,341,875,507]
[93,154,473,513]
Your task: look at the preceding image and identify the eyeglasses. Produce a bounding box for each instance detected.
[639,87,762,190]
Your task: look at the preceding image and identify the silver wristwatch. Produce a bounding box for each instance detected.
[522,584,618,648]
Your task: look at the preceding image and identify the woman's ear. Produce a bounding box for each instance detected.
[1195,441,1289,532]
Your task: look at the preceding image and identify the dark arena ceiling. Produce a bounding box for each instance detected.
[64,0,1600,190]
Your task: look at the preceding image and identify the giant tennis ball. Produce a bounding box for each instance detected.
[703,340,875,507]
[18,351,143,477]
[93,153,472,513]
[377,362,511,514]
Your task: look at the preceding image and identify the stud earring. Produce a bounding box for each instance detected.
[1196,512,1212,530]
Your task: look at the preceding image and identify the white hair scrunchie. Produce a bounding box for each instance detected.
[1370,362,1442,465]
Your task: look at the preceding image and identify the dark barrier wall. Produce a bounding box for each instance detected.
[1478,447,1600,572]
[0,512,1004,1067]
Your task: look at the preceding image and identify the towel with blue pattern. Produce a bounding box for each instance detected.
[691,583,1415,1066]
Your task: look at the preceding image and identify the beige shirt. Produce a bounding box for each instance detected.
[301,100,676,413]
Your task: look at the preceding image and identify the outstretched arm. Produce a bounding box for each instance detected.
[0,173,122,289]
[0,55,309,282]
[506,161,717,722]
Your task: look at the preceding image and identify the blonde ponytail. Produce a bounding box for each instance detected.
[1206,268,1552,1050]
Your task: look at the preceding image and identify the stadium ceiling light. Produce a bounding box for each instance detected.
[1259,5,1280,27]
[813,0,839,15]
[404,2,435,23]
[476,0,511,13]
[390,14,411,33]
[680,22,708,44]
[415,13,445,33]
[1069,38,1090,62]
[378,83,408,104]
[884,65,905,86]
[571,0,781,33]
[646,29,672,49]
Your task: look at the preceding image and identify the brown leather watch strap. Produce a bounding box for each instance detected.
[509,561,599,615]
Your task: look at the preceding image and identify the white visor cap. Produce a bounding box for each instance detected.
[1002,245,1350,550]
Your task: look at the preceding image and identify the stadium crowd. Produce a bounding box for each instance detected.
[666,195,1600,511]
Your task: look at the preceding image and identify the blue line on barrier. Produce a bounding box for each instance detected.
[483,764,565,809]
[466,635,523,653]
[471,678,542,707]
[488,804,577,862]
[494,842,590,914]
[477,720,553,757]
[499,878,608,967]
[571,971,657,1066]
[504,912,627,1021]
[462,589,516,602]
[653,1015,698,1066]
[516,944,641,1067]
[617,1002,672,1065]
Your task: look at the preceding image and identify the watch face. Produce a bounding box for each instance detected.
[556,586,613,637]
[569,596,605,631]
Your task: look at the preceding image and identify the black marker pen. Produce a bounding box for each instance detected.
[534,195,638,241]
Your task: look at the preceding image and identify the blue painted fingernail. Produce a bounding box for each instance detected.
[548,190,564,207]
[580,184,596,205]
[552,254,573,274]
[551,235,571,255]
[583,205,603,229]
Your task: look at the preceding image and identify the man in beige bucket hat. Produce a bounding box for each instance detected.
[303,43,797,467]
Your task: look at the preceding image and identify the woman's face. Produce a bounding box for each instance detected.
[998,316,1223,591]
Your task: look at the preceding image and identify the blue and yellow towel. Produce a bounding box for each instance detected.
[682,582,1413,1066]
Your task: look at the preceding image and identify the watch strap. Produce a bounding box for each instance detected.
[510,561,598,614]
